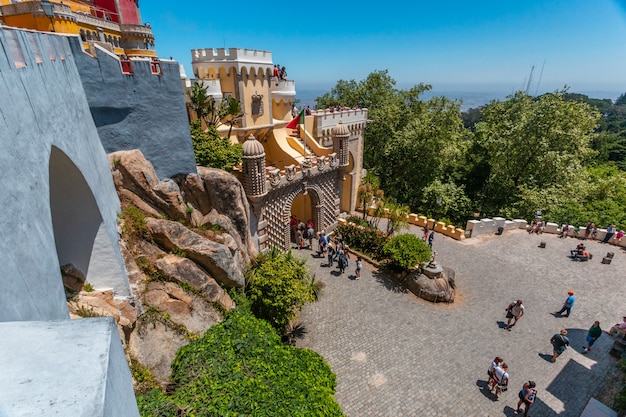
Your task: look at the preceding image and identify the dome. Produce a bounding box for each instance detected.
[331,120,350,138]
[242,134,265,157]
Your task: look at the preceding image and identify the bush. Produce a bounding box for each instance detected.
[383,233,431,271]
[137,308,343,417]
[191,122,242,171]
[336,223,388,260]
[345,215,370,228]
[245,248,317,331]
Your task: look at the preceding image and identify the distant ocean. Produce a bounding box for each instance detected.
[296,89,623,112]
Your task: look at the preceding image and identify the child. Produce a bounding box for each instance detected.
[355,256,363,280]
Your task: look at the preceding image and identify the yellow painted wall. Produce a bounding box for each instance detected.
[291,194,312,225]
[272,98,291,121]
[240,72,271,127]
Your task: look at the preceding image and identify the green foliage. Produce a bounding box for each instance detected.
[73,304,101,318]
[119,206,147,245]
[419,180,472,227]
[191,122,243,171]
[170,248,187,258]
[83,282,94,292]
[474,90,599,216]
[137,308,343,417]
[245,247,317,331]
[188,82,243,133]
[336,223,389,260]
[345,215,370,228]
[614,359,626,413]
[383,234,431,271]
[130,356,161,395]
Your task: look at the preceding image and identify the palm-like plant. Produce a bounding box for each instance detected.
[385,200,410,237]
[188,82,243,134]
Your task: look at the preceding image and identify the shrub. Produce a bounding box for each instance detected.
[191,123,242,171]
[336,223,388,260]
[245,248,316,331]
[345,215,370,228]
[383,233,431,271]
[137,308,344,417]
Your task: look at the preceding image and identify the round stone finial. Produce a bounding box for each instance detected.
[242,134,265,157]
[332,120,350,138]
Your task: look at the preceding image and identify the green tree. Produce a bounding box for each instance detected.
[190,121,242,171]
[188,82,243,133]
[473,90,599,217]
[383,234,431,271]
[137,308,343,417]
[245,247,319,331]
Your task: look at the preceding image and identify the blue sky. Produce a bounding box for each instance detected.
[141,0,626,96]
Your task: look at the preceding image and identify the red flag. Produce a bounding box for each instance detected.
[286,109,305,129]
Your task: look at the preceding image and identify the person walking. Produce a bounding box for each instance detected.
[550,329,570,362]
[428,231,434,250]
[485,356,503,387]
[338,250,347,274]
[355,256,363,279]
[505,300,525,331]
[327,240,336,267]
[554,290,575,317]
[583,321,602,353]
[489,362,509,400]
[515,381,537,416]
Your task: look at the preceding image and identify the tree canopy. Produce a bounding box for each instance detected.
[317,72,626,228]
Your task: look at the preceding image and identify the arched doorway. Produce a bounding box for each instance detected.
[288,186,321,246]
[49,146,126,294]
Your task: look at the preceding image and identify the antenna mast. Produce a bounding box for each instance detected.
[525,65,535,95]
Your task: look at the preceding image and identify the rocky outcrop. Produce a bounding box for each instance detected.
[154,255,234,310]
[146,218,245,288]
[401,263,456,303]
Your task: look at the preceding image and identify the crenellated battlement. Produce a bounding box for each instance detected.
[191,47,273,65]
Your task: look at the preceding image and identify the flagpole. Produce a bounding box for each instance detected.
[302,110,306,165]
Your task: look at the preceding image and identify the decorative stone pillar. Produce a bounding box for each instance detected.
[242,134,267,198]
[332,120,350,167]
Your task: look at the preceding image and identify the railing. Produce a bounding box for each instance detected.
[120,24,153,37]
[73,12,119,31]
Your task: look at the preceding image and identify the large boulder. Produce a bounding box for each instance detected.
[145,218,245,287]
[154,254,234,311]
[109,150,189,221]
[401,263,456,303]
[197,167,257,259]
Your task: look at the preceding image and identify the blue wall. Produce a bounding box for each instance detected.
[71,39,197,179]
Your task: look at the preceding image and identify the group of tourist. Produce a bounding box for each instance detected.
[317,232,358,277]
[569,243,591,261]
[559,221,624,243]
[485,356,537,416]
[486,287,626,412]
[272,64,287,81]
[290,216,315,250]
[528,218,545,234]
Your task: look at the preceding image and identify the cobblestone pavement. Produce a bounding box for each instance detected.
[297,225,626,417]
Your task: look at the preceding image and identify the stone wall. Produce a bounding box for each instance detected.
[71,38,197,179]
[0,28,131,321]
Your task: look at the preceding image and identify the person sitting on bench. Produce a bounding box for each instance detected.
[606,317,626,338]
[575,249,591,261]
[570,243,585,258]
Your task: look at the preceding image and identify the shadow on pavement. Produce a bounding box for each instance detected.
[371,270,407,293]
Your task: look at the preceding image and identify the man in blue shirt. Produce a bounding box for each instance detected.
[554,290,575,317]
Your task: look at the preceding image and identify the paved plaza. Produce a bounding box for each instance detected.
[298,225,626,416]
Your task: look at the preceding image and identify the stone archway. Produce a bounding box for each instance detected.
[49,146,126,294]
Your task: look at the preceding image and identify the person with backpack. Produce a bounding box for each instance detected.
[550,329,570,362]
[505,300,525,331]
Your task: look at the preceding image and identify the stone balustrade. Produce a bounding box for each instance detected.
[364,207,466,241]
[465,217,626,247]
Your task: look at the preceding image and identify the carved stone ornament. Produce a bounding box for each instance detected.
[317,156,326,171]
[329,153,339,168]
[285,165,297,181]
[269,169,281,186]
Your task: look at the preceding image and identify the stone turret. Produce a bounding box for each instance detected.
[332,120,350,167]
[242,134,267,198]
